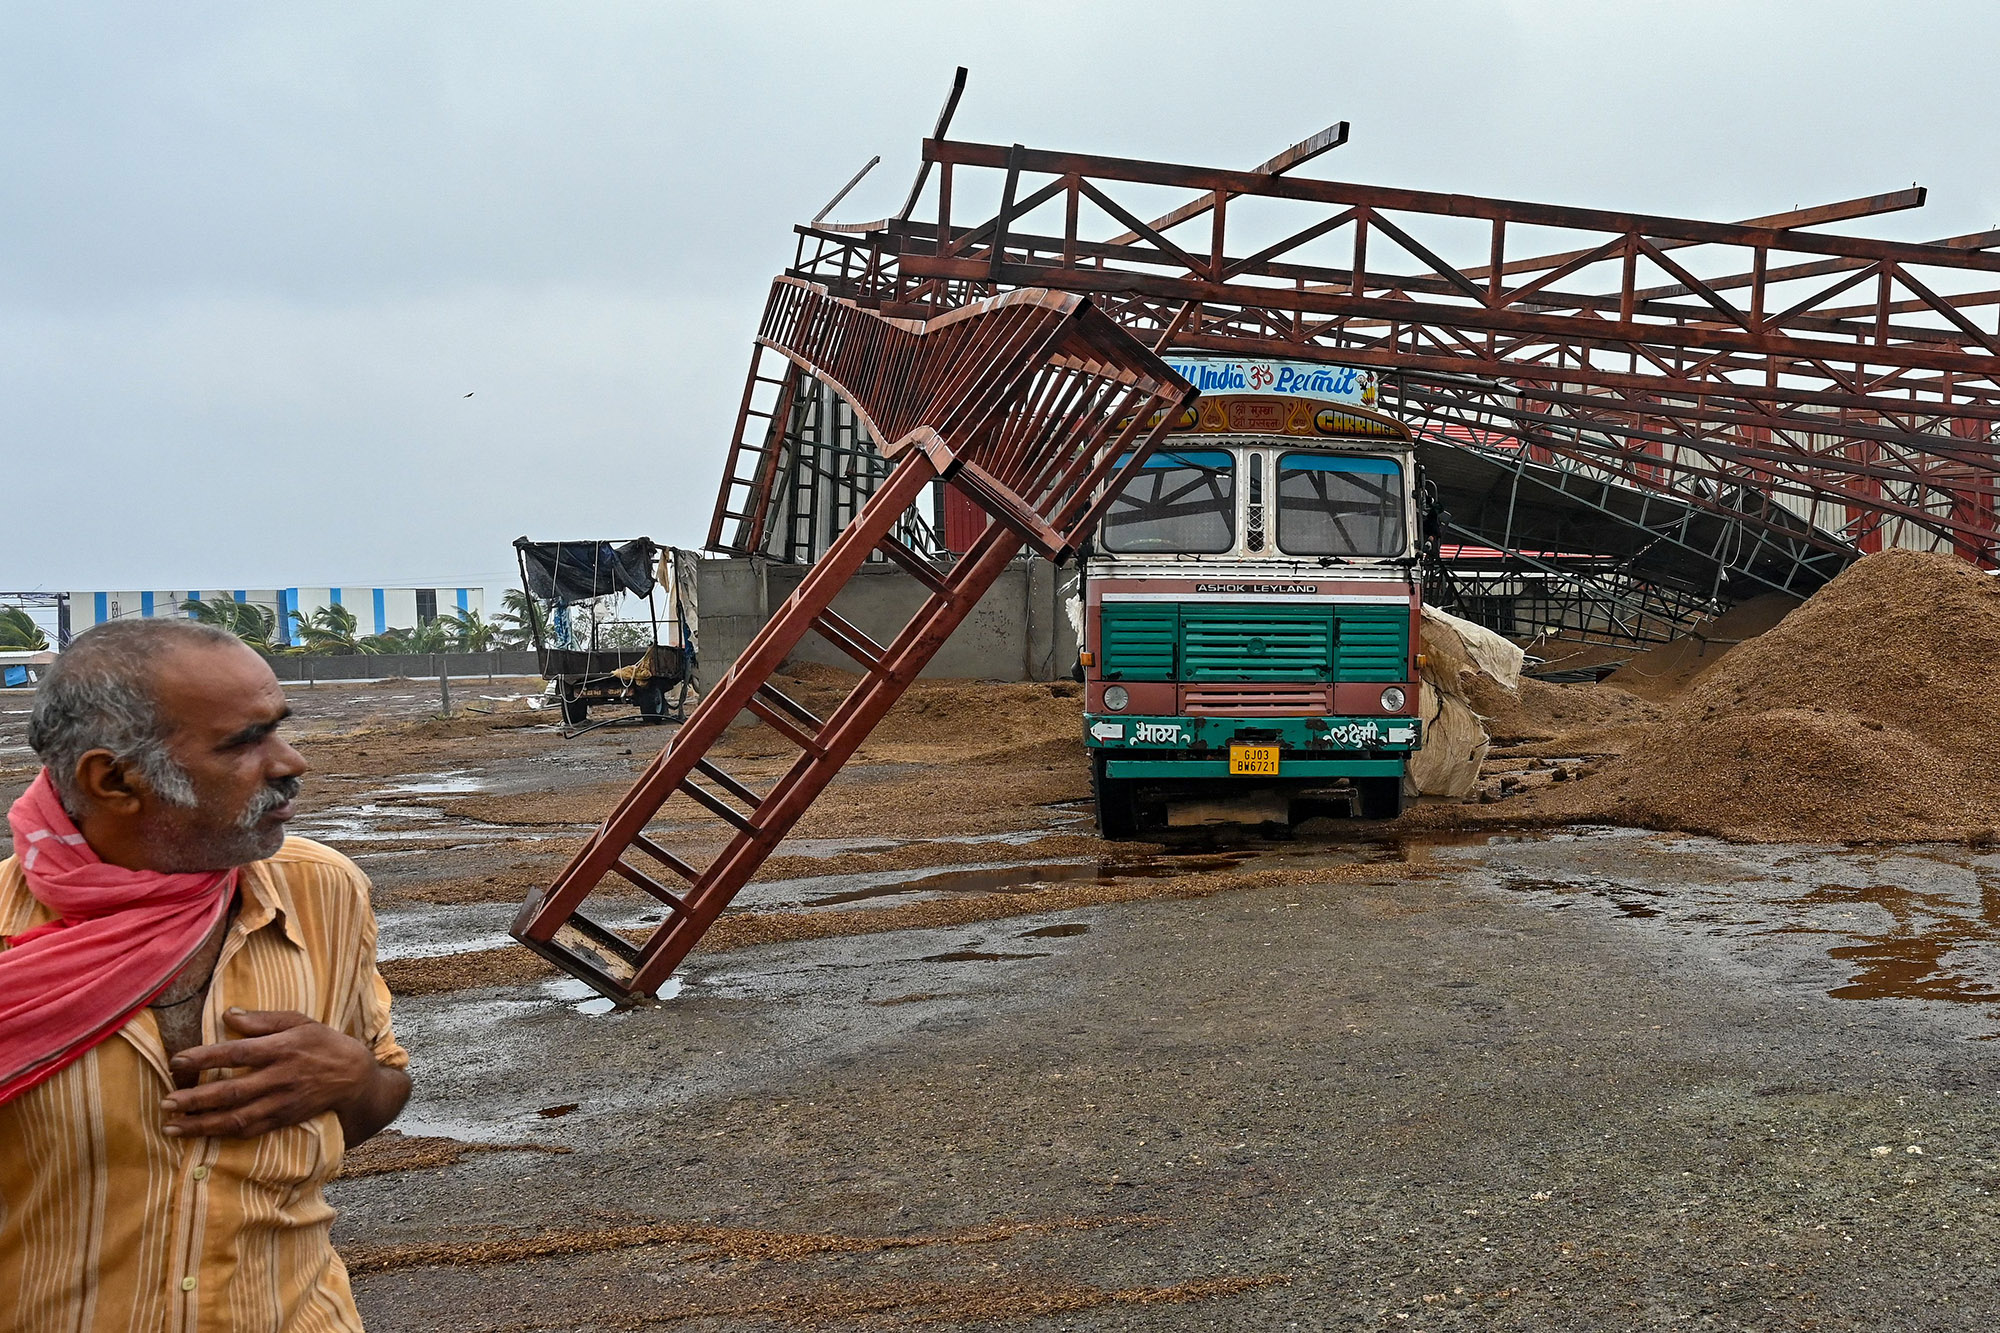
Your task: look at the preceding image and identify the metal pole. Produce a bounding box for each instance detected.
[440,663,451,718]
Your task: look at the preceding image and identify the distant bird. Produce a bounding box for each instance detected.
[464,392,474,398]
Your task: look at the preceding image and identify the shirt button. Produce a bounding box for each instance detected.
[191,1165,209,1181]
[181,1277,197,1292]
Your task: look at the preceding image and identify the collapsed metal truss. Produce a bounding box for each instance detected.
[517,278,1192,1001]
[720,108,2000,638]
[1425,540,1723,647]
[713,356,944,563]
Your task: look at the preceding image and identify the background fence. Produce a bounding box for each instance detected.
[261,650,544,682]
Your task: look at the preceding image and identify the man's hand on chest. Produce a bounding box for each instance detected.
[159,1008,379,1141]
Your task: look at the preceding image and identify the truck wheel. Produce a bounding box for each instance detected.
[560,687,589,726]
[634,681,668,721]
[1356,776,1406,820]
[1091,754,1139,840]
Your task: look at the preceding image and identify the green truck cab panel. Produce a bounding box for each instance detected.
[1098,601,1410,682]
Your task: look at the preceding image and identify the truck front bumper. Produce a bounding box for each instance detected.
[1084,713,1420,780]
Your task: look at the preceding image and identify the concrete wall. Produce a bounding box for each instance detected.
[696,556,1078,682]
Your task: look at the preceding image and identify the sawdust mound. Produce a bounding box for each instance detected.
[1588,708,1968,841]
[1605,593,1804,699]
[1575,549,2000,842]
[1469,676,1660,746]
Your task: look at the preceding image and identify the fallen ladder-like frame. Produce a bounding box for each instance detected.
[511,277,1195,1002]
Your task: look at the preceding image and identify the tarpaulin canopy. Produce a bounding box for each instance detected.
[514,537,659,603]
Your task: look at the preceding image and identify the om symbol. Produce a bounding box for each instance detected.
[1248,364,1274,390]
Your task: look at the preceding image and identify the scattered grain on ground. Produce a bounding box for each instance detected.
[338,1130,570,1178]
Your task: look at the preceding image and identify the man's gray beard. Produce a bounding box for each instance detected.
[144,775,301,871]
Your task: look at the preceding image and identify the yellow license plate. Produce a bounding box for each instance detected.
[1229,745,1280,776]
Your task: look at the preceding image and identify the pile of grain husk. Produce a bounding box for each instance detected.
[1604,593,1802,699]
[1464,674,1660,749]
[1517,637,1630,679]
[1552,549,2000,842]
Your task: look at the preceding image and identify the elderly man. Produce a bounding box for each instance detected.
[0,619,410,1331]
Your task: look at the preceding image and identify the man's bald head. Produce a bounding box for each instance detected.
[28,619,242,816]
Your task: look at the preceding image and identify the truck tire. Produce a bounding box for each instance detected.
[1091,754,1139,840]
[1356,775,1405,820]
[560,686,589,726]
[634,680,669,722]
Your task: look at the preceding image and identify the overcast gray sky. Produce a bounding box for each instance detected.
[4,2,1996,599]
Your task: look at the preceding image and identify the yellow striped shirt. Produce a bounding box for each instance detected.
[0,837,408,1333]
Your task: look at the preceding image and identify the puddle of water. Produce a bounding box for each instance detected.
[381,770,490,795]
[1777,879,2000,1004]
[291,801,556,846]
[921,950,1053,963]
[800,855,1246,909]
[1499,874,1664,919]
[377,930,518,962]
[541,974,683,1012]
[930,827,1083,847]
[1471,834,2000,1015]
[1020,923,1090,939]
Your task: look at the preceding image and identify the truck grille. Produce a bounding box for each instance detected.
[1334,607,1409,681]
[1099,601,1410,683]
[1182,607,1331,680]
[1183,684,1333,715]
[1099,607,1176,680]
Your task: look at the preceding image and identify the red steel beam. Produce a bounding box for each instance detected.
[516,278,1194,1002]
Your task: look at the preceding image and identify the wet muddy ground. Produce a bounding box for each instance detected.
[341,825,2000,1331]
[7,681,2000,1328]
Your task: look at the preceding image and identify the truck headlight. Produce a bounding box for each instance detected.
[1103,685,1130,711]
[1379,686,1407,711]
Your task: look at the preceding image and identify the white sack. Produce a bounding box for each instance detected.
[1421,604,1524,691]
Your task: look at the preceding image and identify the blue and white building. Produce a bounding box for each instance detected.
[68,586,485,647]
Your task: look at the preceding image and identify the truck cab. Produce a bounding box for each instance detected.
[1080,356,1422,837]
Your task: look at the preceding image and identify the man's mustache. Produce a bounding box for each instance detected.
[238,776,302,829]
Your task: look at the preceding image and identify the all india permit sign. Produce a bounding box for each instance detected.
[1163,355,1375,405]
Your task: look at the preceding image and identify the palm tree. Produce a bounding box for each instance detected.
[438,608,500,652]
[292,604,370,654]
[593,619,655,650]
[493,590,546,648]
[0,607,49,651]
[360,627,411,654]
[364,619,455,654]
[178,595,279,653]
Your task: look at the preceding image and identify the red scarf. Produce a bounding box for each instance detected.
[1,771,236,1104]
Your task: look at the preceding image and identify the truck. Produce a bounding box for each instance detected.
[1079,354,1424,837]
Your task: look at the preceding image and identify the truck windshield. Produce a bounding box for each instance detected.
[1101,449,1236,554]
[1275,453,1407,557]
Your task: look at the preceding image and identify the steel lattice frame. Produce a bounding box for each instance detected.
[720,124,2000,642]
